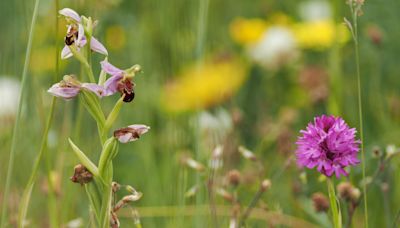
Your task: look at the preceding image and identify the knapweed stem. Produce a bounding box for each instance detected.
[349,2,368,226]
[327,178,342,228]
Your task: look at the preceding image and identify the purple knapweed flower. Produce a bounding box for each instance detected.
[47,75,106,99]
[296,115,360,178]
[59,8,108,59]
[113,125,150,143]
[100,60,137,102]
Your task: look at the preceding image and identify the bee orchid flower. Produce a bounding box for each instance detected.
[100,60,140,102]
[48,75,107,99]
[59,8,108,59]
[113,125,150,143]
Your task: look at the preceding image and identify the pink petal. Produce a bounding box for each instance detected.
[59,8,81,23]
[90,37,108,56]
[47,83,80,99]
[61,45,73,59]
[81,83,106,97]
[100,60,123,75]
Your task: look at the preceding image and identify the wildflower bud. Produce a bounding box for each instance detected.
[112,182,121,193]
[372,146,382,158]
[125,185,137,194]
[184,185,199,198]
[227,170,241,187]
[70,164,93,185]
[337,182,360,203]
[181,156,205,172]
[260,179,271,192]
[381,182,389,193]
[385,144,398,159]
[209,145,223,169]
[366,25,383,46]
[311,192,329,213]
[238,146,257,161]
[216,188,234,202]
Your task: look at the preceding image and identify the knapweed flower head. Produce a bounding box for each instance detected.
[59,8,108,59]
[296,115,360,178]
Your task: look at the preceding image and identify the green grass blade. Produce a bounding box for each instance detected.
[0,0,41,226]
[17,97,57,228]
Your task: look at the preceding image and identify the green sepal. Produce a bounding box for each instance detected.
[68,138,99,177]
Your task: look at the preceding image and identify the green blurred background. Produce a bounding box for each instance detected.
[1,0,400,227]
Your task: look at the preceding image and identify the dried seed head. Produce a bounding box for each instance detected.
[311,192,329,213]
[372,146,382,158]
[70,164,93,185]
[337,182,360,203]
[122,193,143,203]
[112,182,121,193]
[260,179,271,192]
[227,169,241,187]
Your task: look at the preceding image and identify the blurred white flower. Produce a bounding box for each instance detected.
[248,26,298,70]
[199,108,233,145]
[0,77,20,118]
[298,0,332,22]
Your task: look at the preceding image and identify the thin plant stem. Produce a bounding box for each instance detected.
[350,3,368,227]
[44,1,61,226]
[239,182,267,227]
[17,97,57,228]
[0,0,40,226]
[327,178,342,228]
[392,207,400,228]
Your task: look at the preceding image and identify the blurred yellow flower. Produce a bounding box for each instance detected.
[162,56,247,113]
[293,20,350,50]
[105,25,126,51]
[31,47,56,75]
[230,18,267,45]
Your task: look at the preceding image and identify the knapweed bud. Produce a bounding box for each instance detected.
[113,125,150,143]
[238,146,257,161]
[227,170,241,187]
[337,182,360,203]
[70,164,93,185]
[311,192,329,213]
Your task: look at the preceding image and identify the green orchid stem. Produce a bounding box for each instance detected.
[349,2,368,227]
[68,45,96,83]
[328,178,342,228]
[0,0,41,226]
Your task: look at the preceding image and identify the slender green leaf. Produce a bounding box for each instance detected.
[68,138,99,177]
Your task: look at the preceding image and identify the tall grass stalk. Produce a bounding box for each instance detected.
[348,2,368,226]
[0,0,40,226]
[17,97,57,227]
